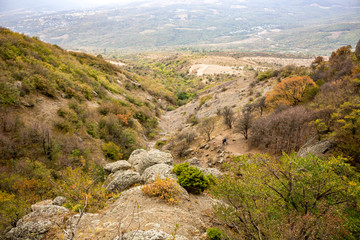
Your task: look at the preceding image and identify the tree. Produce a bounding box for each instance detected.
[255,96,266,116]
[266,76,316,107]
[355,39,360,60]
[236,110,252,140]
[211,154,360,240]
[222,106,235,129]
[199,117,216,142]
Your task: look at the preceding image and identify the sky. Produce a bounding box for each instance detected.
[0,0,139,12]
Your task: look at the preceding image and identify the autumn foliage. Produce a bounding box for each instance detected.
[141,176,181,204]
[266,76,316,107]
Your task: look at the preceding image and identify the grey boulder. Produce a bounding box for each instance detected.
[104,160,131,173]
[128,149,173,174]
[106,170,141,193]
[141,164,176,183]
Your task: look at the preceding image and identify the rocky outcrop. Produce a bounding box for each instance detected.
[70,186,214,239]
[104,160,131,173]
[53,196,67,206]
[141,163,176,183]
[6,198,69,239]
[297,138,334,158]
[128,149,173,174]
[115,228,189,240]
[105,149,175,192]
[106,170,141,193]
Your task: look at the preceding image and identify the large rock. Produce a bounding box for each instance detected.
[115,228,189,240]
[6,201,69,239]
[128,149,173,174]
[53,196,67,206]
[297,139,334,158]
[141,164,176,183]
[104,160,131,173]
[106,170,141,193]
[199,167,223,179]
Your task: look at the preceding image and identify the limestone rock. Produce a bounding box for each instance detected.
[6,203,69,239]
[53,196,67,206]
[128,149,173,174]
[199,167,223,178]
[297,139,334,158]
[106,170,141,193]
[182,148,193,157]
[141,164,176,183]
[186,157,200,166]
[104,160,131,173]
[114,228,189,240]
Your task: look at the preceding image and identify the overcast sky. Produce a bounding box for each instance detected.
[0,0,139,12]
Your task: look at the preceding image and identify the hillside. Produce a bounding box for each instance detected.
[0,27,178,236]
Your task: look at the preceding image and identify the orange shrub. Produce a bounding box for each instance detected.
[266,76,316,107]
[141,177,181,204]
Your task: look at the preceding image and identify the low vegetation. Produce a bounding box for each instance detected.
[173,163,210,194]
[141,177,181,204]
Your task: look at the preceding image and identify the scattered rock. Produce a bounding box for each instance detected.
[297,139,334,158]
[199,143,210,150]
[106,170,141,193]
[199,167,223,178]
[115,228,189,240]
[141,164,176,183]
[128,149,173,174]
[104,160,131,173]
[217,158,224,164]
[182,148,193,157]
[186,157,200,166]
[53,196,67,206]
[6,202,69,239]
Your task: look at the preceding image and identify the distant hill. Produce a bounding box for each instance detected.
[0,0,359,54]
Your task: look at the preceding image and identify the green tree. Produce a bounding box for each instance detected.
[211,154,360,239]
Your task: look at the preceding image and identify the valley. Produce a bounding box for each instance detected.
[0,25,360,240]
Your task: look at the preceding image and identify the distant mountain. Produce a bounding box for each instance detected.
[0,0,359,54]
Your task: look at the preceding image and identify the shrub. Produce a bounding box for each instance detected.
[155,140,167,149]
[101,142,122,160]
[173,163,209,194]
[141,176,181,204]
[206,227,227,240]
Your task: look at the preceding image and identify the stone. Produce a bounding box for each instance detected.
[106,170,141,193]
[199,167,223,178]
[128,149,173,174]
[104,160,131,173]
[53,196,67,206]
[6,203,69,239]
[186,157,200,166]
[114,228,189,240]
[199,143,209,150]
[141,164,176,183]
[182,148,193,157]
[297,139,334,158]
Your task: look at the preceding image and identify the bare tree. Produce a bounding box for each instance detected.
[199,117,216,142]
[222,106,235,129]
[236,111,252,140]
[255,97,266,116]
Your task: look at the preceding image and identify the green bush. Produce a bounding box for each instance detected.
[206,227,226,240]
[173,163,209,194]
[101,142,122,160]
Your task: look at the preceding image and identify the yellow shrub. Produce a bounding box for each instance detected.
[141,177,181,204]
